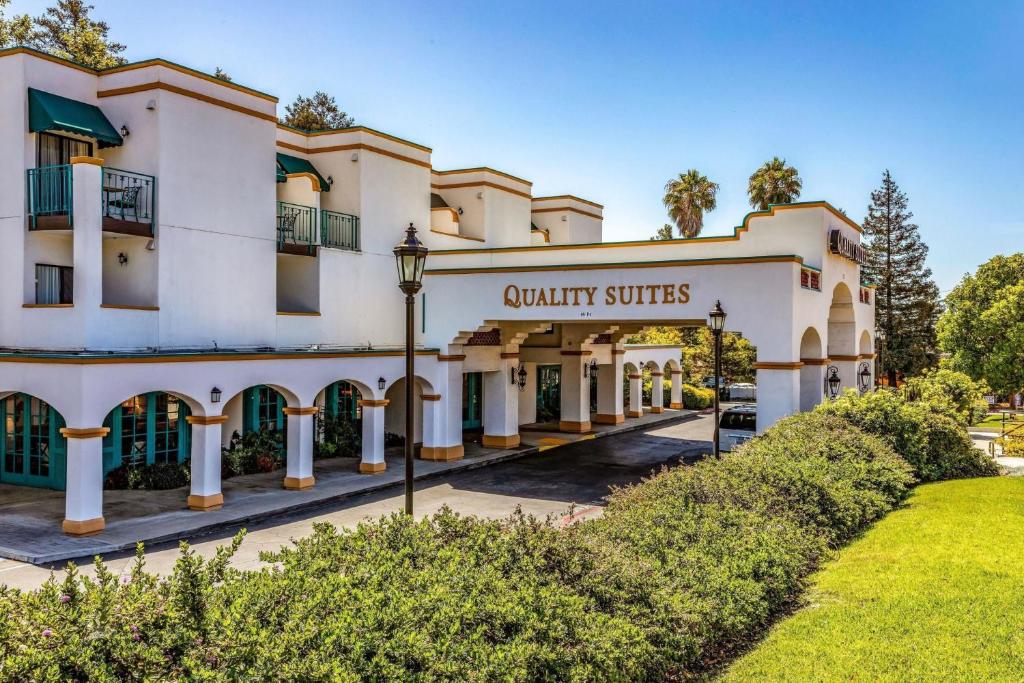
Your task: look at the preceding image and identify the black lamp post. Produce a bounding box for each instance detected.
[708,300,726,459]
[393,223,428,516]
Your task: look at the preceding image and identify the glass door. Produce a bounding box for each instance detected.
[1,394,66,490]
[462,372,482,430]
[536,365,561,423]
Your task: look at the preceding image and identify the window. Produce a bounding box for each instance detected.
[120,395,148,467]
[35,264,73,305]
[720,411,756,431]
[37,132,92,167]
[153,394,183,464]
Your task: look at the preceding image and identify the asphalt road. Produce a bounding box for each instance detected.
[0,412,713,591]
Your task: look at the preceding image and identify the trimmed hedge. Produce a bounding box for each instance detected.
[0,410,928,681]
[681,383,715,409]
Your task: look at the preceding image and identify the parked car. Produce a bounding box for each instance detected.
[718,404,756,452]
[727,382,757,401]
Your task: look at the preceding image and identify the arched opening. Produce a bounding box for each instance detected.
[312,380,366,461]
[384,376,434,454]
[219,384,292,479]
[798,327,825,411]
[100,391,193,489]
[0,392,67,490]
[827,283,857,391]
[859,330,873,356]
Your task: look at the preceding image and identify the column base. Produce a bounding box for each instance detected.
[359,461,386,474]
[593,413,625,425]
[187,493,224,511]
[420,444,465,461]
[627,410,644,418]
[481,434,521,449]
[283,475,316,490]
[62,517,105,536]
[669,402,683,410]
[558,420,592,433]
[651,406,665,414]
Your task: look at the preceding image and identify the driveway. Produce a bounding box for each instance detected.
[0,413,713,591]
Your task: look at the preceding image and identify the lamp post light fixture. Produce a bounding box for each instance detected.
[708,300,726,460]
[857,362,872,394]
[824,365,842,399]
[393,223,428,516]
[210,387,221,404]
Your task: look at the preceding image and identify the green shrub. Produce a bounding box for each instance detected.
[817,389,999,481]
[314,414,360,459]
[902,368,990,427]
[222,427,284,478]
[104,460,191,490]
[681,383,714,409]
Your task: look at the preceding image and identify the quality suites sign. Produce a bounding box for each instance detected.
[504,283,691,309]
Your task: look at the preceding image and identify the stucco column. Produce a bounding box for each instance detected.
[283,406,316,489]
[669,369,684,409]
[187,415,226,510]
[628,372,643,418]
[799,358,828,412]
[71,159,103,316]
[422,355,465,460]
[559,351,592,432]
[754,362,801,433]
[359,400,388,473]
[594,354,624,424]
[650,371,665,413]
[482,353,521,448]
[61,426,109,536]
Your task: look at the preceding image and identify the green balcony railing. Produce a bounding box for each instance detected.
[277,201,318,253]
[102,167,156,231]
[26,164,72,229]
[321,209,360,251]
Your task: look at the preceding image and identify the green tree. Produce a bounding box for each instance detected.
[663,169,719,238]
[650,224,674,241]
[747,156,802,210]
[938,253,1024,397]
[0,0,33,47]
[281,91,353,131]
[214,66,231,82]
[680,327,757,383]
[628,326,683,345]
[29,0,125,68]
[862,171,941,386]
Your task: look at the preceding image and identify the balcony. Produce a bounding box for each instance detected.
[321,209,360,251]
[26,164,156,237]
[276,201,318,256]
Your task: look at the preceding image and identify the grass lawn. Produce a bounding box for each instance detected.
[972,412,1024,431]
[721,477,1024,682]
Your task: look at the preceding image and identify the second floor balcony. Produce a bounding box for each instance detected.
[277,201,360,256]
[26,164,156,237]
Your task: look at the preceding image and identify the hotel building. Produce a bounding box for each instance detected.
[0,47,875,536]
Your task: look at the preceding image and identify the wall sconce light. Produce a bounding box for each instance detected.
[509,364,528,390]
[120,125,130,137]
[857,362,872,394]
[117,252,129,266]
[210,387,222,403]
[457,207,464,215]
[824,366,841,399]
[476,191,483,199]
[326,175,334,187]
[350,152,359,162]
[583,357,598,378]
[378,376,386,391]
[145,99,156,110]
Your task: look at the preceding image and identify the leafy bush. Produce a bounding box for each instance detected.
[817,389,999,481]
[0,410,925,680]
[682,383,715,409]
[314,414,360,459]
[902,368,990,427]
[104,460,191,490]
[221,427,284,478]
[998,434,1024,457]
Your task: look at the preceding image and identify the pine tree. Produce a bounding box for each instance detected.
[650,224,674,241]
[31,0,126,68]
[861,170,941,385]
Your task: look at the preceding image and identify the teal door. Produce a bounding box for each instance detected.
[1,393,67,490]
[102,392,191,475]
[462,372,482,430]
[537,365,561,422]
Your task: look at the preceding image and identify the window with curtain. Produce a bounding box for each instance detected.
[34,264,73,305]
[36,132,92,166]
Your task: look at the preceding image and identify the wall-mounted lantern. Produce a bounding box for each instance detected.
[120,125,130,137]
[510,364,528,391]
[857,362,872,394]
[378,376,386,391]
[210,387,222,403]
[583,357,598,378]
[825,366,842,399]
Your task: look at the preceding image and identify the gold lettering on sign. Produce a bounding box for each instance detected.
[505,283,690,308]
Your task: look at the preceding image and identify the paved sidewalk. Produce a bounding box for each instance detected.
[0,408,693,564]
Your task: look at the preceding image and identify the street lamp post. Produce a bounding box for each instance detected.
[393,223,428,516]
[708,300,726,459]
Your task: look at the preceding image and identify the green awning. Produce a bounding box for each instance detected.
[28,88,123,148]
[276,153,330,192]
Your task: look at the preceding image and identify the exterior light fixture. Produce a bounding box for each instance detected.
[117,252,128,266]
[584,357,598,378]
[210,387,222,403]
[825,366,842,399]
[120,124,130,137]
[708,300,726,459]
[857,362,872,394]
[517,364,528,391]
[393,223,429,517]
[378,376,386,391]
[326,175,334,187]
[510,363,528,390]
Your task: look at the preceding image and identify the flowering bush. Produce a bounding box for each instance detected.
[0,410,936,680]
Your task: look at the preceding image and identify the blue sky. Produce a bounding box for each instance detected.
[12,1,1022,291]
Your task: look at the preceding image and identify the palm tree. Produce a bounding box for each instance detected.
[662,169,719,238]
[747,157,802,210]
